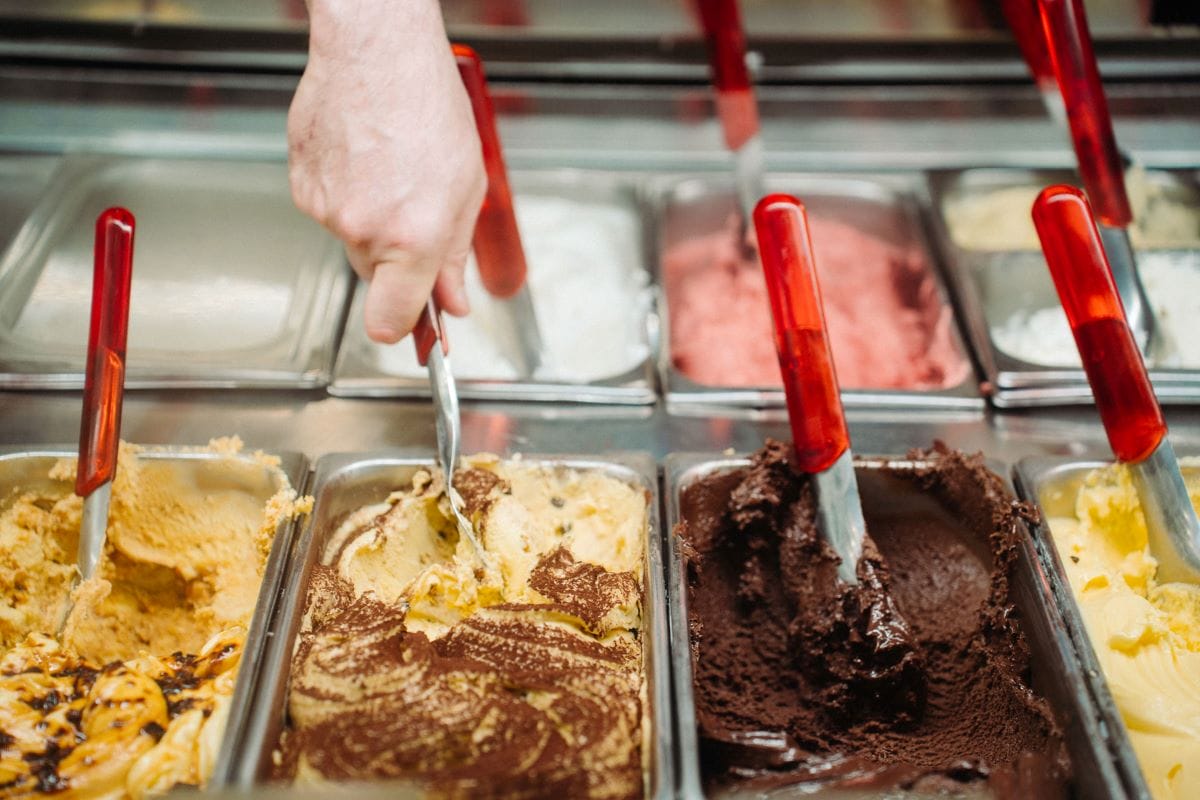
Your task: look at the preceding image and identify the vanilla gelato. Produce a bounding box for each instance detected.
[1047,462,1200,800]
[370,194,651,383]
[943,167,1200,251]
[275,456,648,798]
[0,440,308,798]
[993,251,1200,368]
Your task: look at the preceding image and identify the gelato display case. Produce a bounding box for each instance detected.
[0,2,1198,798]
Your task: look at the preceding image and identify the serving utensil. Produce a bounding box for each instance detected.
[754,193,865,584]
[453,44,544,378]
[1034,184,1200,583]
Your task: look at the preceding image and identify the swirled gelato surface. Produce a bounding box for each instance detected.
[274,457,649,798]
[680,441,1071,797]
[0,440,307,798]
[1046,462,1200,800]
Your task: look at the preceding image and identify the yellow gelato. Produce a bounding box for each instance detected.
[0,440,309,798]
[277,456,649,797]
[1047,462,1200,800]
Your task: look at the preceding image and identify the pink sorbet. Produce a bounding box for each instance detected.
[663,216,970,390]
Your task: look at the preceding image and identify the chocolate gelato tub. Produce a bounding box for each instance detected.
[653,173,982,412]
[927,167,1200,408]
[1013,457,1194,800]
[232,452,671,798]
[0,444,308,795]
[0,155,351,389]
[331,170,658,404]
[666,449,1125,799]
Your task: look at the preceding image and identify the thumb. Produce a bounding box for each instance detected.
[362,255,439,344]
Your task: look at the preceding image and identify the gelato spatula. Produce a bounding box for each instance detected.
[754,194,866,584]
[1036,0,1157,356]
[695,0,766,243]
[453,44,543,379]
[413,297,486,562]
[1034,185,1200,583]
[76,207,135,583]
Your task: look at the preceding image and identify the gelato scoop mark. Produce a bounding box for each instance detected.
[679,441,1070,797]
[275,458,648,799]
[1046,462,1200,800]
[664,216,969,390]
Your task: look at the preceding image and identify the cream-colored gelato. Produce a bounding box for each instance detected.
[1047,462,1200,800]
[0,439,308,799]
[944,167,1200,251]
[277,456,649,797]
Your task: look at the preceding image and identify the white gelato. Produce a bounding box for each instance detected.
[944,167,1200,252]
[371,194,651,383]
[993,251,1200,368]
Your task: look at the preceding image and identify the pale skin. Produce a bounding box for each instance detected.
[290,0,485,344]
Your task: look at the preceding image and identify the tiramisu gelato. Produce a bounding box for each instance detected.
[274,456,649,798]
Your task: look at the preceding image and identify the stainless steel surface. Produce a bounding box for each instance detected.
[812,448,867,585]
[0,445,307,792]
[422,301,485,560]
[233,452,672,799]
[499,283,545,378]
[0,155,350,389]
[655,172,982,411]
[1098,222,1157,356]
[733,133,767,225]
[1012,457,1161,800]
[75,480,109,581]
[1129,438,1200,583]
[668,453,1127,799]
[927,166,1200,407]
[331,170,657,404]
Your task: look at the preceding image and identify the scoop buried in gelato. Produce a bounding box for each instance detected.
[0,440,307,798]
[664,216,969,390]
[679,440,1071,797]
[273,456,649,799]
[1046,462,1200,800]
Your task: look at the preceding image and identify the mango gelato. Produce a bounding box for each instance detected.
[0,440,308,798]
[274,456,649,798]
[1047,462,1200,800]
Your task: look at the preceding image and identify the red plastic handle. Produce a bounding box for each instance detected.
[76,207,135,498]
[693,0,760,152]
[412,298,449,367]
[753,194,849,474]
[453,43,528,300]
[1038,0,1132,227]
[1001,0,1057,88]
[1033,185,1163,463]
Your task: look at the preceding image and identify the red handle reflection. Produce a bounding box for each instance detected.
[1033,185,1163,462]
[1001,0,1056,88]
[453,43,527,299]
[1038,0,1132,227]
[753,194,849,474]
[76,207,135,498]
[693,0,760,151]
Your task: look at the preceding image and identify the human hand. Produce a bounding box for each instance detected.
[289,0,485,343]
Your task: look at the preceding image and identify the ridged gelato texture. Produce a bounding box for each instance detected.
[0,440,306,798]
[679,441,1071,797]
[274,456,649,798]
[664,216,969,390]
[1046,463,1200,800]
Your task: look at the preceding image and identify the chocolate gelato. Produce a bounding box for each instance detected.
[679,440,1071,797]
